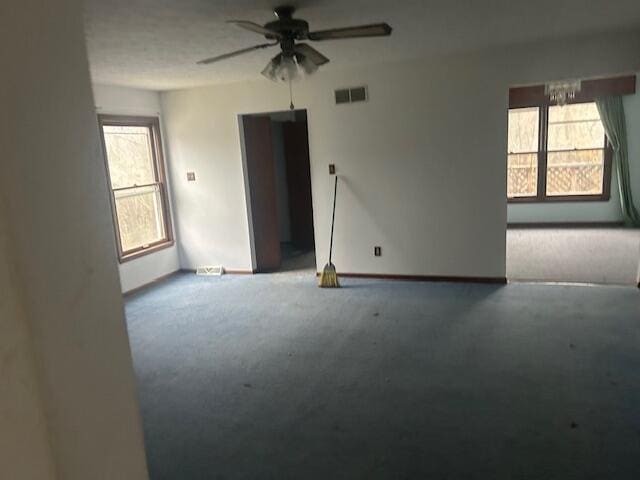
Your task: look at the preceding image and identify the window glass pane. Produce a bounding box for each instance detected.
[508,107,539,153]
[103,125,156,188]
[507,153,538,198]
[114,185,166,252]
[548,103,605,151]
[546,149,605,196]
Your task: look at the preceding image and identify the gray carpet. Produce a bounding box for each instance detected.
[507,228,640,285]
[125,271,640,479]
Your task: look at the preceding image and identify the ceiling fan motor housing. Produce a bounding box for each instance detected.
[263,19,309,40]
[265,6,309,42]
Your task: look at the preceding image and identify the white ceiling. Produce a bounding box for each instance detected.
[85,0,640,91]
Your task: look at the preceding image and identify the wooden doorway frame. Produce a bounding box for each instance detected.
[238,108,316,273]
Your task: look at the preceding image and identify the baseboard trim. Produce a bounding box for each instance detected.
[317,272,507,285]
[123,267,256,296]
[507,221,625,229]
[123,270,181,297]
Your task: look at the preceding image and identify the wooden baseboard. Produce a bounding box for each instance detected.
[124,268,256,296]
[507,221,625,229]
[317,271,507,285]
[123,270,181,297]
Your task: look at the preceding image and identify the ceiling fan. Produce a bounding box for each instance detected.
[197,5,392,82]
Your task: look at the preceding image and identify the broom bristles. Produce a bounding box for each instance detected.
[318,263,340,288]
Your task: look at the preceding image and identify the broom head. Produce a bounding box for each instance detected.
[318,262,340,288]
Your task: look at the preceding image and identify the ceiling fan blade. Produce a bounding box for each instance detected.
[307,23,392,41]
[197,42,278,65]
[227,20,283,39]
[293,43,329,66]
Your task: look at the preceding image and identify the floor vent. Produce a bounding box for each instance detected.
[335,86,368,105]
[196,265,224,276]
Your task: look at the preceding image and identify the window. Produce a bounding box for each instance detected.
[546,103,607,197]
[507,107,539,198]
[507,101,612,202]
[98,115,173,261]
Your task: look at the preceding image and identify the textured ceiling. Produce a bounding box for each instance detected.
[85,0,640,91]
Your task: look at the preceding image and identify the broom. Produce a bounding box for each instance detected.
[319,175,340,288]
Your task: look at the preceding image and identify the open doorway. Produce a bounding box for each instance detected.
[240,109,316,273]
[505,79,640,286]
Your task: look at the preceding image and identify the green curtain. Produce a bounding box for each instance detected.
[595,96,640,227]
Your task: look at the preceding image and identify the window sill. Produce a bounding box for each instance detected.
[508,194,610,204]
[119,240,175,264]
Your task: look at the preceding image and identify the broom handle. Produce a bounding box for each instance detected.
[329,175,338,264]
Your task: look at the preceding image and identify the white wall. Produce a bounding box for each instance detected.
[161,91,256,271]
[508,75,640,224]
[92,84,181,292]
[0,210,56,479]
[162,29,640,279]
[0,0,148,477]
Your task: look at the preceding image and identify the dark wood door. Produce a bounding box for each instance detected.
[283,121,315,249]
[242,116,281,271]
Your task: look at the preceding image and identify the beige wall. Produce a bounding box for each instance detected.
[161,29,640,278]
[0,211,56,480]
[0,0,148,478]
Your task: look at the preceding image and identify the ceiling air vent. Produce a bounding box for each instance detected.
[334,86,368,105]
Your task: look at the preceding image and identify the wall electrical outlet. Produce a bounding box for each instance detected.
[187,172,196,182]
[374,246,382,257]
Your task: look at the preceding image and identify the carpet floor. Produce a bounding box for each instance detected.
[507,227,640,285]
[125,271,640,479]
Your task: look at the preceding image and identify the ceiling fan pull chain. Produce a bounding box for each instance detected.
[289,76,295,110]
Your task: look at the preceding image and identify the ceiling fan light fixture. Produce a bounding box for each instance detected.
[296,53,319,76]
[261,53,316,83]
[260,55,280,82]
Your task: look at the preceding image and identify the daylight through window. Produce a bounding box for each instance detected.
[99,116,172,260]
[507,101,611,202]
